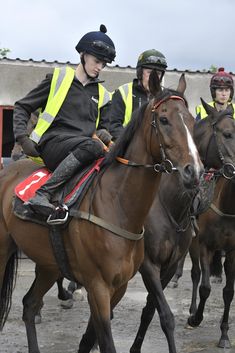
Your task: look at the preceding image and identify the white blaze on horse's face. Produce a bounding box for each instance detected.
[179,113,201,178]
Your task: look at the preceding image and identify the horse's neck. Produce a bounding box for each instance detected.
[215,177,235,214]
[101,164,161,232]
[86,138,162,234]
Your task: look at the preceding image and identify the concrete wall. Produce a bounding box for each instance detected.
[0,58,234,116]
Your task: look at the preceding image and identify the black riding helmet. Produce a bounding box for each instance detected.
[136,49,167,82]
[75,24,116,64]
[210,67,234,101]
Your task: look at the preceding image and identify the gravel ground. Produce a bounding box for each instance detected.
[1,255,235,353]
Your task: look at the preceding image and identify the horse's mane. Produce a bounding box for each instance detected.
[102,87,187,169]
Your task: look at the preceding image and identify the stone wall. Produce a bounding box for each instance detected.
[0,58,234,116]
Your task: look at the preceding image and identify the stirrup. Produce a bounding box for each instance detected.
[47,204,69,225]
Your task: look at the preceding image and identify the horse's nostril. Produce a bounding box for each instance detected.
[184,164,195,177]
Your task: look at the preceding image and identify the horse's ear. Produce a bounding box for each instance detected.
[200,98,216,116]
[149,70,162,96]
[176,73,186,94]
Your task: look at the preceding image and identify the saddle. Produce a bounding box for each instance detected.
[13,158,104,226]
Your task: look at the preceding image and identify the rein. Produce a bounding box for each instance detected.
[115,156,177,173]
[210,203,235,218]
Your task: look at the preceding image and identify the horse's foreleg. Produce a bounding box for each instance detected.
[80,285,116,353]
[189,238,201,315]
[218,254,234,349]
[78,284,126,353]
[168,253,186,288]
[78,315,98,353]
[188,246,212,327]
[22,267,59,353]
[130,292,155,353]
[131,265,177,353]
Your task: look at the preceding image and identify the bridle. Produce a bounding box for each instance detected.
[117,94,186,174]
[204,114,235,180]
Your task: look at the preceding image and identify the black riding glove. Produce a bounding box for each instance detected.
[17,136,40,157]
[96,129,112,146]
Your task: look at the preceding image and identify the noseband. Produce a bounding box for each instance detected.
[150,95,186,173]
[117,95,186,173]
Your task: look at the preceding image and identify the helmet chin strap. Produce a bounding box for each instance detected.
[81,53,99,80]
[214,100,225,105]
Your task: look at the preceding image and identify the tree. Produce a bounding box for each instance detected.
[0,48,10,58]
[209,65,217,73]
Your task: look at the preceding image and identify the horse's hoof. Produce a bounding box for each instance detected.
[218,338,231,349]
[187,315,201,327]
[167,280,179,289]
[73,288,85,301]
[60,298,74,309]
[35,314,42,324]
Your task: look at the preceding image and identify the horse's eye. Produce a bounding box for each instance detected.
[159,116,169,125]
[223,131,232,139]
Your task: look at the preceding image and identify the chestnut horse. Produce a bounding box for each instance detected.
[186,101,235,349]
[128,100,235,353]
[0,73,202,353]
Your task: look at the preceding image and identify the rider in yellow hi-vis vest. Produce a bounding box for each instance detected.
[109,49,167,140]
[13,24,115,216]
[195,67,235,121]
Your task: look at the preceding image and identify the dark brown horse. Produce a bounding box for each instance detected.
[0,73,202,353]
[128,100,235,353]
[183,101,235,349]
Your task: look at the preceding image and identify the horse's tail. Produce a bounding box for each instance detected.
[0,250,18,330]
[210,250,223,278]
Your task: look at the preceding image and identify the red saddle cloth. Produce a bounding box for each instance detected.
[15,159,104,204]
[15,169,51,202]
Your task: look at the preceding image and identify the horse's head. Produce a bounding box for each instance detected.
[194,99,235,178]
[143,72,203,189]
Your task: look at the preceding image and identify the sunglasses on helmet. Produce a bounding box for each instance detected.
[146,55,167,65]
[91,41,116,57]
[211,76,233,88]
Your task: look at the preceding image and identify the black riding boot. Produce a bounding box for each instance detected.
[26,153,83,215]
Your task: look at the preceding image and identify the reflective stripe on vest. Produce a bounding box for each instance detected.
[30,67,111,142]
[118,82,133,126]
[97,84,112,127]
[30,66,75,143]
[196,102,235,119]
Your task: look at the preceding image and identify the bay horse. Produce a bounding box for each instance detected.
[0,73,202,353]
[184,101,235,349]
[128,100,235,353]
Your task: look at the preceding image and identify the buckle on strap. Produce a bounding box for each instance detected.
[47,204,69,225]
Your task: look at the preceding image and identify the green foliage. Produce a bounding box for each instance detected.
[209,65,217,73]
[0,48,10,58]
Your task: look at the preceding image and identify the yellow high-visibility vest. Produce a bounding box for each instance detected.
[29,66,111,163]
[196,101,235,119]
[31,66,111,143]
[118,82,133,126]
